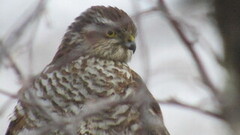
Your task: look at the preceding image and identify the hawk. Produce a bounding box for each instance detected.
[6,6,170,135]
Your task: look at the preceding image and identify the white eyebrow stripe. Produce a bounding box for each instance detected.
[95,17,115,25]
[83,24,99,32]
[94,12,115,25]
[83,17,117,32]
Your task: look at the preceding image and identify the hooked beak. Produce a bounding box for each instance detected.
[124,35,136,53]
[125,42,136,53]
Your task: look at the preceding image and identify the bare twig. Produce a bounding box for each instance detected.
[0,89,17,99]
[0,0,48,82]
[0,44,24,81]
[26,20,41,76]
[0,98,16,116]
[1,0,47,50]
[131,2,152,83]
[158,99,224,120]
[177,18,224,66]
[158,0,220,100]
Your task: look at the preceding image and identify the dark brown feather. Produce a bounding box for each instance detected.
[6,114,26,135]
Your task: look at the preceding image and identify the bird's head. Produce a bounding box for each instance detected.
[55,6,137,63]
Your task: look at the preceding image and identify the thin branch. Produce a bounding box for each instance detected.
[1,0,47,50]
[0,0,48,82]
[5,48,24,81]
[131,2,152,83]
[158,99,224,120]
[0,89,17,99]
[0,98,16,116]
[26,19,41,76]
[158,0,220,100]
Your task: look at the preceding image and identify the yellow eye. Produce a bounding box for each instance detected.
[106,30,116,38]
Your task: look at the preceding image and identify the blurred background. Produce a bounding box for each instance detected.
[0,0,235,135]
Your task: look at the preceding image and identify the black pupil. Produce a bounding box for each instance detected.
[108,31,113,35]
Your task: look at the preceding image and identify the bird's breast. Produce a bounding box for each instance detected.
[18,56,140,134]
[34,56,134,113]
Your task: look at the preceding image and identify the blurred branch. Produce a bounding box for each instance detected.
[158,99,224,120]
[0,44,24,81]
[157,0,220,100]
[131,2,154,83]
[0,0,48,130]
[1,0,47,50]
[26,20,41,75]
[0,89,17,99]
[19,87,152,134]
[0,89,17,117]
[0,0,48,82]
[0,98,16,116]
[177,18,224,66]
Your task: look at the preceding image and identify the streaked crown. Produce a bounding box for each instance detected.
[51,6,137,68]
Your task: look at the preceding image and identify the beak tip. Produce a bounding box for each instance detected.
[127,42,136,53]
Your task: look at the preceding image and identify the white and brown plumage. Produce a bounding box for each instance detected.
[6,6,170,135]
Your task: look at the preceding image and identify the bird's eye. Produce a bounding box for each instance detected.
[106,30,116,38]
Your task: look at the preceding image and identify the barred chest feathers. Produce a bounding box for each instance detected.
[17,55,140,134]
[34,55,134,112]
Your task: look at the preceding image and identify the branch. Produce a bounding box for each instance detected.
[0,45,24,81]
[0,89,17,116]
[158,99,224,120]
[157,0,220,100]
[0,0,48,82]
[130,3,156,83]
[1,0,47,50]
[0,89,17,99]
[0,98,16,116]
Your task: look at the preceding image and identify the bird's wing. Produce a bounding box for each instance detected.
[131,70,170,135]
[131,70,163,117]
[5,107,26,135]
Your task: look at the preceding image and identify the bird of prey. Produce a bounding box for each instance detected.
[6,6,170,135]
